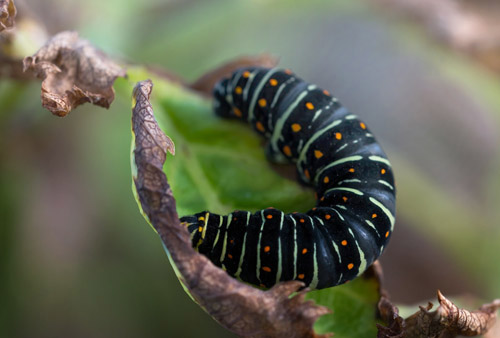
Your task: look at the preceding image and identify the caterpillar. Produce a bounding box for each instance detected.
[180,67,396,290]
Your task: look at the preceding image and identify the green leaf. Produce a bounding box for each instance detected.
[124,67,380,335]
[306,277,380,338]
[146,72,315,217]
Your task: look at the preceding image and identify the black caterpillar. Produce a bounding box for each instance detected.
[180,67,396,290]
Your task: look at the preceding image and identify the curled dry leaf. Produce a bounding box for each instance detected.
[377,295,405,338]
[0,0,15,32]
[377,288,500,338]
[131,79,331,338]
[189,54,279,96]
[23,31,126,116]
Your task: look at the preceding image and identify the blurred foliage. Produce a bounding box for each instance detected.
[1,0,500,337]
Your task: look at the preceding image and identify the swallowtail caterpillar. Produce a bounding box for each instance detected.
[181,67,396,290]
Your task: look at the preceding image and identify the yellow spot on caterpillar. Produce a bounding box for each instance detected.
[298,273,305,280]
[342,196,348,202]
[302,248,308,254]
[325,214,331,220]
[348,168,355,173]
[304,169,311,179]
[299,218,305,223]
[198,226,203,232]
[258,98,267,107]
[256,121,265,132]
[235,86,242,94]
[264,246,270,252]
[335,132,342,140]
[314,150,323,159]
[262,266,271,272]
[360,122,366,129]
[341,240,347,246]
[285,69,292,75]
[228,254,233,259]
[348,263,354,270]
[266,214,273,219]
[381,168,386,174]
[372,213,377,218]
[198,216,205,221]
[197,239,203,247]
[233,107,242,117]
[291,123,301,132]
[323,176,330,184]
[323,89,330,96]
[269,78,278,86]
[385,231,390,238]
[243,71,251,78]
[305,102,314,110]
[283,145,292,157]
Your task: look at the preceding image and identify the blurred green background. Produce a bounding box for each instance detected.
[1,0,500,337]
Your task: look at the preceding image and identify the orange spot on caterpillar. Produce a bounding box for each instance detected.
[256,121,265,132]
[269,78,278,86]
[323,176,330,184]
[262,266,271,272]
[385,231,390,238]
[323,89,330,96]
[260,283,266,288]
[228,254,233,259]
[348,168,355,173]
[360,122,366,129]
[341,240,348,246]
[291,123,301,132]
[235,86,242,94]
[314,150,324,159]
[312,207,317,211]
[298,273,305,279]
[325,214,331,220]
[304,169,310,179]
[264,246,270,252]
[258,98,267,107]
[266,214,273,219]
[381,168,386,174]
[243,71,251,78]
[302,248,308,254]
[372,213,377,218]
[283,145,292,156]
[320,196,325,202]
[335,132,342,140]
[285,69,292,75]
[233,107,242,117]
[348,263,354,270]
[342,196,348,202]
[299,218,305,223]
[230,239,234,244]
[305,102,314,110]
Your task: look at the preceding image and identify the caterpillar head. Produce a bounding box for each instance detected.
[213,78,233,118]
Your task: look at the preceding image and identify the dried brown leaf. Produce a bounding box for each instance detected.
[404,290,500,338]
[189,54,279,96]
[0,0,16,32]
[377,295,405,338]
[23,31,126,116]
[131,79,330,338]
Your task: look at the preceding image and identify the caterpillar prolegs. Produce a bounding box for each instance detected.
[180,67,396,290]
